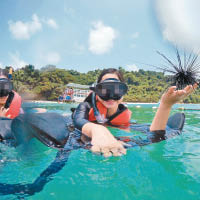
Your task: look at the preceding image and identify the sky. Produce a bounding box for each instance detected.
[0,0,199,72]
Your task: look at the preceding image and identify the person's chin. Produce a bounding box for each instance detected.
[0,98,7,104]
[104,100,117,108]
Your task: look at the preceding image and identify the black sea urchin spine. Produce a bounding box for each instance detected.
[157,49,200,89]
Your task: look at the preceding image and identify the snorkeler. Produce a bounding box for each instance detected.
[0,68,22,119]
[0,67,196,196]
[73,68,197,157]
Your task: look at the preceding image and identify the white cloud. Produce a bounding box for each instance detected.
[131,32,139,39]
[44,18,58,29]
[8,14,42,40]
[45,52,61,64]
[126,64,139,72]
[0,62,3,68]
[155,0,200,52]
[9,52,28,69]
[88,21,117,54]
[8,14,58,40]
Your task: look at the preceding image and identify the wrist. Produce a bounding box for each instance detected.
[82,122,98,138]
[90,124,102,137]
[159,101,173,110]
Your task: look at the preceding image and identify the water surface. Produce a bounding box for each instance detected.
[0,102,200,200]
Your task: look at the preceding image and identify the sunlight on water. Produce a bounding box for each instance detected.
[0,102,200,200]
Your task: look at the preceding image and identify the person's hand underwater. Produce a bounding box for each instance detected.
[90,124,127,157]
[160,83,198,107]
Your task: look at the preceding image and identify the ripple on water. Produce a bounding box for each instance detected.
[1,103,200,200]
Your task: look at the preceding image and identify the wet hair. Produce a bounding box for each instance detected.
[0,68,8,78]
[97,68,124,83]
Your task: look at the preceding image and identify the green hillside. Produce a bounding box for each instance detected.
[11,65,200,103]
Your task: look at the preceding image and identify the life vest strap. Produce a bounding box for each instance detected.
[107,104,128,123]
[4,91,14,109]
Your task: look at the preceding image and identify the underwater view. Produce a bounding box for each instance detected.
[0,102,200,200]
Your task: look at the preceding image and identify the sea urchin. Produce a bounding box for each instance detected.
[157,49,200,89]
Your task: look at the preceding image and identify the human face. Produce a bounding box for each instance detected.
[97,73,123,109]
[0,96,7,106]
[0,75,9,103]
[0,75,7,79]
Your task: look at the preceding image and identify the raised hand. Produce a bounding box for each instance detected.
[160,83,198,107]
[150,83,198,131]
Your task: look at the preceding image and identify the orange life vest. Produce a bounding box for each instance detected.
[5,91,22,119]
[89,100,132,126]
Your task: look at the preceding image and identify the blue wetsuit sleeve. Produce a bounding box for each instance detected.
[73,102,91,131]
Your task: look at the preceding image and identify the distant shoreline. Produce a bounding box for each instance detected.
[23,100,58,104]
[23,100,200,105]
[125,102,158,105]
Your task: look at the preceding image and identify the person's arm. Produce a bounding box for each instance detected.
[73,102,126,157]
[73,102,91,131]
[150,84,197,131]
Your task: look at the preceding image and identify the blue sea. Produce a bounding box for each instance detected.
[0,102,200,200]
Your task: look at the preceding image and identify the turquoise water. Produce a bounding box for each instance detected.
[0,102,200,200]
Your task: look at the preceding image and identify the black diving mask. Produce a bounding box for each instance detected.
[91,78,128,101]
[0,78,13,97]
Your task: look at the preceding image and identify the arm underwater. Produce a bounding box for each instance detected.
[0,112,184,197]
[0,112,185,149]
[0,112,185,197]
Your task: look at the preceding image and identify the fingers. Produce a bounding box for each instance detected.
[90,142,127,157]
[184,85,193,93]
[103,147,126,157]
[101,147,110,154]
[194,83,198,89]
[161,83,197,107]
[0,107,9,117]
[170,85,194,97]
[119,140,131,147]
[176,89,186,97]
[168,84,196,95]
[183,83,198,92]
[167,86,176,94]
[183,84,196,97]
[118,147,127,155]
[91,145,101,153]
[169,84,196,103]
[0,107,9,112]
[104,152,112,157]
[111,146,127,157]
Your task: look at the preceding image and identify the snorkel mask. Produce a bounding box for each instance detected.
[0,78,13,97]
[90,78,128,101]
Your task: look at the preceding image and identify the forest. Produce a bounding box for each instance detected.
[6,65,200,103]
